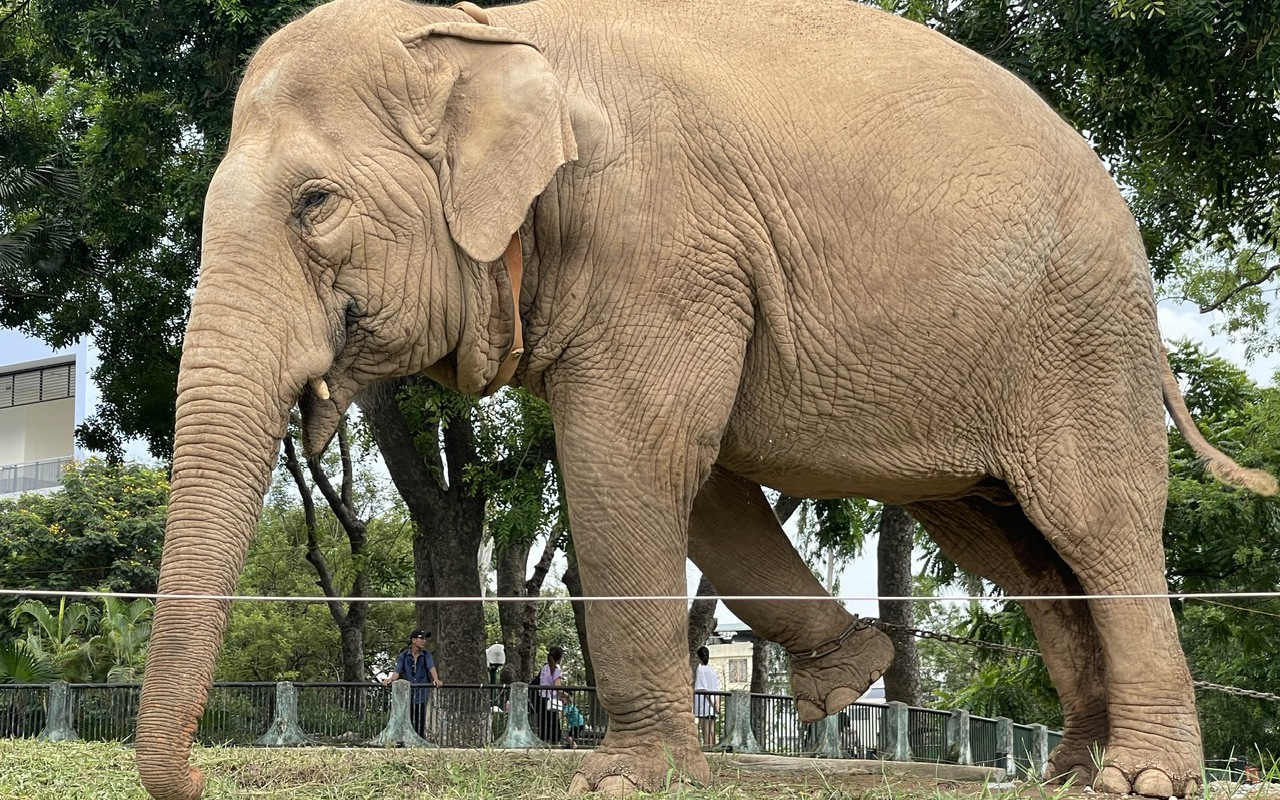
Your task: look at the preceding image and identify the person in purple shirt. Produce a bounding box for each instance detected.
[383,629,442,737]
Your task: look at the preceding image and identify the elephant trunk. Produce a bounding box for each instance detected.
[137,257,331,800]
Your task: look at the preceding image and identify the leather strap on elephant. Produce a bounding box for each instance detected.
[483,233,525,396]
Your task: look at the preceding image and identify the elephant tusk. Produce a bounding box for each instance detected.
[309,377,331,401]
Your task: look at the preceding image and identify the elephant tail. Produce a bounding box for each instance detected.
[1160,349,1278,496]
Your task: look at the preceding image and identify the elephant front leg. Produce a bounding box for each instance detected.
[552,403,721,794]
[687,468,894,722]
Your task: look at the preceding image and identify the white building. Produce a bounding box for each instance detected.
[0,330,87,498]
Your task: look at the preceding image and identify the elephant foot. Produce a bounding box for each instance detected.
[568,738,710,795]
[1095,766,1200,798]
[1090,741,1201,798]
[1046,718,1108,786]
[790,621,894,723]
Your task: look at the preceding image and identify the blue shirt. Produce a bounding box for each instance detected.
[394,649,436,704]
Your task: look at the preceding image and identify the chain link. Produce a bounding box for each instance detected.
[865,618,1280,700]
[871,618,1041,657]
[792,616,879,662]
[1190,680,1280,702]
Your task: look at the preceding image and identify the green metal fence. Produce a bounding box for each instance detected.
[1,680,1059,776]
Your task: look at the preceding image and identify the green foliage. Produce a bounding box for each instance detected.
[218,462,416,681]
[4,592,152,683]
[0,458,167,639]
[0,0,321,458]
[531,592,585,685]
[924,601,1062,728]
[6,597,96,682]
[1163,342,1280,760]
[894,0,1280,278]
[1160,247,1280,360]
[91,594,152,683]
[0,640,58,684]
[792,498,876,592]
[466,389,561,552]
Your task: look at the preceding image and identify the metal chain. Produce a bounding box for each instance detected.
[871,618,1041,657]
[866,618,1280,701]
[793,616,880,662]
[1190,680,1280,702]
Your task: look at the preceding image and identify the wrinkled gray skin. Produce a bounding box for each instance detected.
[136,1,1277,798]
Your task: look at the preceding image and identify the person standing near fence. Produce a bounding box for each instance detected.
[382,629,442,738]
[693,646,720,747]
[535,645,564,744]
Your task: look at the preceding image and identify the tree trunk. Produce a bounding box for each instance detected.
[361,378,487,688]
[520,527,562,678]
[686,575,718,673]
[495,541,533,683]
[561,550,594,686]
[877,504,921,706]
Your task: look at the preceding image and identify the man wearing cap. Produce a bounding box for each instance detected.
[383,629,442,738]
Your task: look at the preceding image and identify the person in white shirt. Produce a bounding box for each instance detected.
[536,645,565,743]
[693,646,720,747]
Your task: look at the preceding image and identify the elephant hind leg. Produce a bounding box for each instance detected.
[908,497,1108,784]
[1005,427,1201,798]
[687,467,894,722]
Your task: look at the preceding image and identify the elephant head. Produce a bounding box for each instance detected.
[136,3,576,797]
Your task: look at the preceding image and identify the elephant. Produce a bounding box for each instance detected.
[135,0,1278,798]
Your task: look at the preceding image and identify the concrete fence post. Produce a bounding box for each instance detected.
[255,681,311,746]
[719,690,760,754]
[945,708,972,765]
[494,682,541,748]
[879,701,911,763]
[37,681,78,742]
[1030,724,1049,780]
[995,717,1015,775]
[371,680,434,747]
[811,714,842,759]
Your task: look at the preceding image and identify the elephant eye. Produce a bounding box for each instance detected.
[298,191,328,213]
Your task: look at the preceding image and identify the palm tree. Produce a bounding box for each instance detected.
[0,641,58,684]
[0,159,80,278]
[90,595,153,683]
[7,597,97,682]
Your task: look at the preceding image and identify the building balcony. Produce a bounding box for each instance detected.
[0,455,74,497]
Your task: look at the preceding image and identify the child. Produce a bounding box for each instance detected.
[562,698,585,749]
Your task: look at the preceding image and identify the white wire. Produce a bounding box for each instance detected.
[3,587,1280,603]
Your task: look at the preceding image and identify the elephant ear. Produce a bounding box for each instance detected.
[399,23,578,263]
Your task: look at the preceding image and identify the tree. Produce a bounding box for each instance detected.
[0,640,58,684]
[0,458,168,638]
[0,0,320,458]
[218,484,414,682]
[880,0,1280,286]
[876,505,921,706]
[88,594,152,683]
[361,377,490,691]
[279,416,375,684]
[6,596,95,682]
[1163,342,1280,760]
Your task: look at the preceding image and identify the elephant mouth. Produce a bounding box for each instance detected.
[295,300,362,455]
[297,378,343,456]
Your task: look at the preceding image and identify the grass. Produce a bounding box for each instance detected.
[0,739,1118,800]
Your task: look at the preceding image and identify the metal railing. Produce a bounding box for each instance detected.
[0,684,47,738]
[0,456,73,495]
[0,681,1060,777]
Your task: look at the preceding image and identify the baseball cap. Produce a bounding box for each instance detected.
[410,630,431,640]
